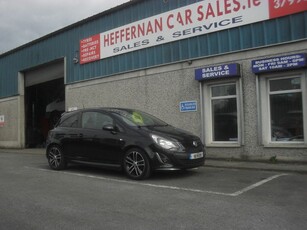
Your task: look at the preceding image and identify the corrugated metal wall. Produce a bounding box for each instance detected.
[0,0,306,98]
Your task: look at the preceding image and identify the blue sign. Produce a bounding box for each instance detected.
[180,101,197,112]
[252,53,307,74]
[195,63,240,81]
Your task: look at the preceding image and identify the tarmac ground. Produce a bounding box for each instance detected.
[0,148,306,174]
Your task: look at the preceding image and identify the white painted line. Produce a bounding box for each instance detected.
[24,167,288,197]
[25,167,233,196]
[231,173,289,196]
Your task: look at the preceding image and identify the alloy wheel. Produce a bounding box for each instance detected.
[47,146,66,170]
[124,149,151,180]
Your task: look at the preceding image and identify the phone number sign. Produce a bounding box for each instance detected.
[269,0,307,18]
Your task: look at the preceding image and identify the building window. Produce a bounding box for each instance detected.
[259,73,306,146]
[203,80,242,146]
[211,84,238,141]
[269,77,304,142]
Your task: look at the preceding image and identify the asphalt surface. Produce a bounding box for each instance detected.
[1,148,306,174]
[0,149,307,230]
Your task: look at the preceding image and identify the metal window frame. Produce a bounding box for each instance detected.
[258,71,307,147]
[201,79,243,147]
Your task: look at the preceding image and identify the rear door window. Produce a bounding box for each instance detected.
[58,113,79,128]
[82,112,114,129]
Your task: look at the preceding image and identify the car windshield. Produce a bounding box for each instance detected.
[110,109,168,127]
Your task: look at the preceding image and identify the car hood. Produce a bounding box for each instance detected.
[140,125,199,142]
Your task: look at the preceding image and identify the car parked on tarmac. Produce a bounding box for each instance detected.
[46,108,205,180]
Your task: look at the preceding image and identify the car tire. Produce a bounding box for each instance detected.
[123,148,151,180]
[47,145,67,170]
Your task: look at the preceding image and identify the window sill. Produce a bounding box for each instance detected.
[205,142,241,148]
[264,142,307,148]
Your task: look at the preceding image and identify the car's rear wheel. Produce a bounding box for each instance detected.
[47,145,67,170]
[123,148,151,180]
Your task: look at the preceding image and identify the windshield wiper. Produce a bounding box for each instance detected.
[145,124,168,127]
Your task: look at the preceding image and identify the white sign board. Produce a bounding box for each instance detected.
[80,0,307,64]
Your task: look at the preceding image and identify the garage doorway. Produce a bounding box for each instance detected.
[24,60,65,148]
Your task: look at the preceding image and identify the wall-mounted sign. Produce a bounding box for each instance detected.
[80,35,101,64]
[80,0,307,64]
[0,115,4,127]
[180,101,197,112]
[195,63,240,81]
[252,53,307,74]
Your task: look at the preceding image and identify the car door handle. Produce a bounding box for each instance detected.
[78,133,83,138]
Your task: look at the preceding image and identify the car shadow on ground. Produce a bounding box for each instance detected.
[40,163,201,181]
[149,169,200,181]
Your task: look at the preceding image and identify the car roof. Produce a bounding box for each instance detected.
[56,107,135,126]
[62,107,136,116]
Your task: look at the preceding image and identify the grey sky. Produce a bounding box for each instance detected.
[0,0,129,54]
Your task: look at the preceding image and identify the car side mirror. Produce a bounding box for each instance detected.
[103,124,116,132]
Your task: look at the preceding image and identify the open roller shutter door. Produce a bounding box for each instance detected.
[25,61,64,87]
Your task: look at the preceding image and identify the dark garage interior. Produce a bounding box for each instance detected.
[25,78,64,148]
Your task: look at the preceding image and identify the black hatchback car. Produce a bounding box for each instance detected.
[46,108,205,180]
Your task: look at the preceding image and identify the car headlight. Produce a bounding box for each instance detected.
[151,134,184,152]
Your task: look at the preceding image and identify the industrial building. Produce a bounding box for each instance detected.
[0,0,306,161]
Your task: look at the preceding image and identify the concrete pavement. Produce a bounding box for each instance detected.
[0,148,306,174]
[205,158,307,174]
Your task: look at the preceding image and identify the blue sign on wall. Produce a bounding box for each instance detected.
[195,63,240,81]
[180,101,197,112]
[252,53,307,74]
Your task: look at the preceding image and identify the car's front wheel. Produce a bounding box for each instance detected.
[123,148,151,180]
[47,145,67,170]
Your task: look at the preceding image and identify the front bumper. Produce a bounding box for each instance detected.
[153,150,205,171]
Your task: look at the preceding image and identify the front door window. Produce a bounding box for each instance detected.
[211,83,238,142]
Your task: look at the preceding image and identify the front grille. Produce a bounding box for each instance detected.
[181,139,203,152]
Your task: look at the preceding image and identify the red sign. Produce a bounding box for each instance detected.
[80,34,101,64]
[269,0,307,19]
[0,115,4,127]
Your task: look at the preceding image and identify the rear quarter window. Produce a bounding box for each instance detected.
[58,113,79,128]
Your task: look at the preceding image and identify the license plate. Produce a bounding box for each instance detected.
[189,152,203,160]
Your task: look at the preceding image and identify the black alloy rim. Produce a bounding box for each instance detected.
[48,147,62,168]
[125,151,146,177]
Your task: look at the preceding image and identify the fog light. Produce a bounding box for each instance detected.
[155,152,170,164]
